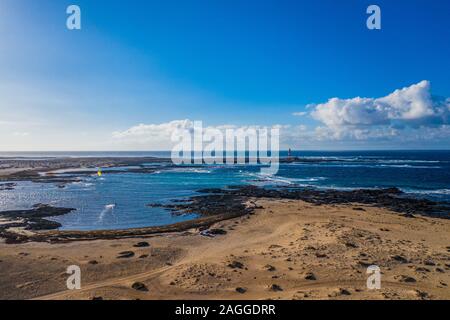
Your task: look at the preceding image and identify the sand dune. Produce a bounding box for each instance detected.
[0,199,449,300]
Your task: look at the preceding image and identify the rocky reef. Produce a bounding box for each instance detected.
[0,204,75,243]
[1,185,448,244]
[193,185,450,219]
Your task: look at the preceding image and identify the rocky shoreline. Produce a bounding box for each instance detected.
[0,155,398,185]
[0,157,171,186]
[193,185,450,219]
[1,184,448,244]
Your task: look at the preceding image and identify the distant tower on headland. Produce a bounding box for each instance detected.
[288,148,292,160]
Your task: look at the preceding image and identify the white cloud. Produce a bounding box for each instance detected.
[308,81,450,140]
[112,120,192,140]
[292,111,307,117]
[111,120,192,149]
[111,81,450,150]
[112,120,289,150]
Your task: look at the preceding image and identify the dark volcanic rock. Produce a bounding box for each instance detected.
[2,180,449,244]
[339,288,351,296]
[345,242,359,248]
[424,259,436,266]
[392,255,409,264]
[0,205,75,242]
[131,282,148,292]
[25,218,62,231]
[416,290,430,300]
[265,264,276,272]
[208,228,227,235]
[415,267,431,273]
[0,204,74,220]
[0,183,16,191]
[236,287,247,294]
[194,185,450,219]
[305,272,317,280]
[133,242,150,248]
[400,275,417,283]
[147,191,254,219]
[117,251,135,259]
[228,261,244,269]
[270,284,283,292]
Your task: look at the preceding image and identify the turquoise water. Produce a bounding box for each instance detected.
[0,151,449,231]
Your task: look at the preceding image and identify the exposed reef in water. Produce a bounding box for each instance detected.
[0,185,448,244]
[0,183,16,191]
[148,193,252,217]
[0,204,75,243]
[0,157,171,182]
[194,186,450,219]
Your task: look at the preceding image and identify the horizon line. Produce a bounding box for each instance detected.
[1,149,450,153]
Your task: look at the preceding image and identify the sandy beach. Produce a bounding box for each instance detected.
[1,0,449,305]
[1,198,449,300]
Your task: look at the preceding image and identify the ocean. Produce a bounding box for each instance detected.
[1,150,449,231]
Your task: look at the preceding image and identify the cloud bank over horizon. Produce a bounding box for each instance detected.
[112,81,450,150]
[2,81,449,151]
[309,80,450,141]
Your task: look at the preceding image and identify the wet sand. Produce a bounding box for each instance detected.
[0,199,449,300]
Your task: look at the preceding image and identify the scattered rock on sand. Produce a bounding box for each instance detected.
[88,260,98,265]
[228,261,244,269]
[399,275,416,283]
[415,267,430,273]
[117,251,135,259]
[235,287,247,294]
[424,259,436,266]
[270,284,283,292]
[131,282,148,292]
[392,255,409,264]
[305,272,317,280]
[265,264,276,272]
[133,242,150,248]
[345,242,358,248]
[339,288,351,296]
[416,290,430,300]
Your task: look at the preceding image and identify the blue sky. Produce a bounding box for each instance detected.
[0,0,449,150]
